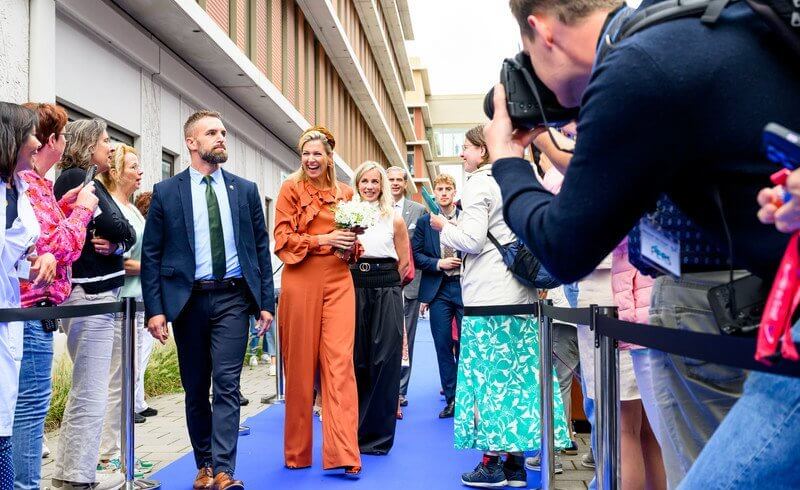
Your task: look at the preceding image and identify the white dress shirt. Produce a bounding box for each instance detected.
[189,166,241,280]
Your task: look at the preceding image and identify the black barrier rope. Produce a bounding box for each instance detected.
[0,301,146,323]
[458,301,800,379]
[594,315,800,378]
[540,304,592,325]
[0,301,126,322]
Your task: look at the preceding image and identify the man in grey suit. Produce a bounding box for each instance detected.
[387,166,427,408]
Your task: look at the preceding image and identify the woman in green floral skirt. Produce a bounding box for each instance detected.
[430,125,570,488]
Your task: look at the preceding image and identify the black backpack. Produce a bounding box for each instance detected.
[602,0,799,58]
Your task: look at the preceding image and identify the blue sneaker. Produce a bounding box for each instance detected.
[502,462,528,488]
[461,459,507,488]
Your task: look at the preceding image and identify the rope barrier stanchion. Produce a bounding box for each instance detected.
[593,305,620,490]
[538,299,556,490]
[262,292,285,405]
[120,297,136,489]
[120,298,160,490]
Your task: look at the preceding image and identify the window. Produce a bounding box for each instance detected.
[433,127,469,157]
[162,151,176,181]
[408,107,415,126]
[63,105,134,146]
[264,197,273,235]
[406,145,415,175]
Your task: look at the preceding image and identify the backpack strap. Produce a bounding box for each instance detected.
[486,231,505,254]
[605,0,740,52]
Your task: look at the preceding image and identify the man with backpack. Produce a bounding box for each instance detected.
[487,0,800,486]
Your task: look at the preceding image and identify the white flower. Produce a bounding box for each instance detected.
[333,199,379,229]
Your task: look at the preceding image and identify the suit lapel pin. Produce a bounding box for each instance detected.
[229,185,234,190]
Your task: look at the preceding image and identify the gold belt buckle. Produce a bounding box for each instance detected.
[359,263,371,272]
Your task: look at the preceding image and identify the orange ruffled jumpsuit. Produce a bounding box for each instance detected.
[273,178,361,470]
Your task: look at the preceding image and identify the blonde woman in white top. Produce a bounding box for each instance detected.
[431,126,570,488]
[350,161,409,456]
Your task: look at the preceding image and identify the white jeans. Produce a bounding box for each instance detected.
[53,286,117,483]
[135,313,153,414]
[100,311,148,460]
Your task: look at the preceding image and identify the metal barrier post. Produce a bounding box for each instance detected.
[262,292,285,405]
[593,306,620,490]
[538,299,555,490]
[120,297,136,489]
[120,298,160,489]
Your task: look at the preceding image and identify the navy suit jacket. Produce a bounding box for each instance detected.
[142,167,275,322]
[412,213,459,304]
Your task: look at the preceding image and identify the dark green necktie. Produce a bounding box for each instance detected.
[203,175,226,280]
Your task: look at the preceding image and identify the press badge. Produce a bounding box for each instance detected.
[639,222,681,277]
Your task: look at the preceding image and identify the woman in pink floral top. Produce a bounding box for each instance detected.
[11,103,99,490]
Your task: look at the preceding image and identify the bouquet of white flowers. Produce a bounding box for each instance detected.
[331,199,379,262]
[333,199,379,232]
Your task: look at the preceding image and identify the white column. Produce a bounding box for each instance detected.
[28,0,56,103]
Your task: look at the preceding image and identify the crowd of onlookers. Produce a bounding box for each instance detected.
[1,0,800,487]
[0,101,172,489]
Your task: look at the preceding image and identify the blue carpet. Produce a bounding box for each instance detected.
[151,318,543,489]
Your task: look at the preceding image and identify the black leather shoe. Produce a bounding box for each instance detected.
[438,401,455,419]
[399,395,408,407]
[138,407,158,417]
[134,412,147,424]
[239,392,249,406]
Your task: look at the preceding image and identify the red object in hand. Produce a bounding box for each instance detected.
[757,232,800,364]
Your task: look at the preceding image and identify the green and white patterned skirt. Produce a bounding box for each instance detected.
[453,314,572,452]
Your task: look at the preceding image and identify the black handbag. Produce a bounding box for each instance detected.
[486,232,562,289]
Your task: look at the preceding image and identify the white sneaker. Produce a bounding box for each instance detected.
[42,442,51,459]
[268,362,277,376]
[94,471,125,490]
[249,356,259,367]
[260,354,270,363]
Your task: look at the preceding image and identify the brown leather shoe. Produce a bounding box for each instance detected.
[193,466,214,489]
[213,472,244,490]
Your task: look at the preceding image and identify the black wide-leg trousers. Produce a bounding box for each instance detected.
[353,283,404,455]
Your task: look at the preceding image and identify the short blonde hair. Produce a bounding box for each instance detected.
[98,143,138,193]
[291,126,338,189]
[353,161,393,217]
[433,174,456,189]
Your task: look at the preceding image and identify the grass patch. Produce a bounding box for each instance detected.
[46,339,184,431]
[45,355,73,432]
[143,339,183,397]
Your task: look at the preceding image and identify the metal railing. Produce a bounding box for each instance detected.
[0,298,158,490]
[476,300,800,490]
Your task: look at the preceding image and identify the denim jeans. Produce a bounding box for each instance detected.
[679,322,800,489]
[248,316,276,357]
[11,321,53,490]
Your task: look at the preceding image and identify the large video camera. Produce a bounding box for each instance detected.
[483,51,579,130]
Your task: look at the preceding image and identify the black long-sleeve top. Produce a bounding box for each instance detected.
[54,167,135,293]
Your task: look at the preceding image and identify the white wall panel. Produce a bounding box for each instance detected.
[0,0,30,103]
[56,17,141,135]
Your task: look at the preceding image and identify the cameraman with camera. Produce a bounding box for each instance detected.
[486,0,800,486]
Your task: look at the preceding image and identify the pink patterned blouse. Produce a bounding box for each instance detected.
[19,169,93,308]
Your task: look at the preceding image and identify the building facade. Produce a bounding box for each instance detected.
[1,0,432,233]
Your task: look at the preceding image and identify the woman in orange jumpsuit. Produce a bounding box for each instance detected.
[274,126,362,476]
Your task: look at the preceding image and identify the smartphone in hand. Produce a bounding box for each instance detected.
[83,164,98,186]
